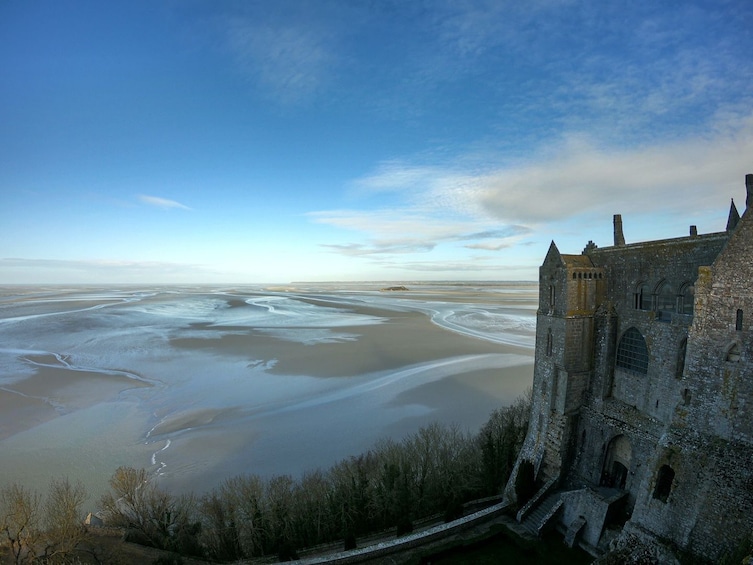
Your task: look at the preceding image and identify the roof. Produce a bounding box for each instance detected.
[561,254,594,267]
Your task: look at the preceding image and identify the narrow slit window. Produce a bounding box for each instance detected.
[675,338,687,379]
[736,309,743,331]
[635,284,650,310]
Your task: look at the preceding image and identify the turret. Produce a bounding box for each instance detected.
[746,173,753,212]
[613,214,625,246]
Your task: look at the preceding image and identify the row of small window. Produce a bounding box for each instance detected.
[634,282,694,315]
[572,271,603,280]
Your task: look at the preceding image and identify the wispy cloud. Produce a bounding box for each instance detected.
[221,13,337,104]
[356,114,753,223]
[381,259,534,274]
[310,209,532,259]
[138,195,191,210]
[310,112,753,268]
[0,257,215,284]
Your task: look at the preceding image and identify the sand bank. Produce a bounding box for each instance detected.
[171,303,530,379]
[0,360,150,440]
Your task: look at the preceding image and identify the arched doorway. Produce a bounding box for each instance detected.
[601,435,631,489]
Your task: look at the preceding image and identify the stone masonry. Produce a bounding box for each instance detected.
[505,174,753,561]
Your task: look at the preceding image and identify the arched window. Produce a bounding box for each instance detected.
[675,338,687,379]
[616,327,649,374]
[727,343,741,363]
[601,435,631,489]
[679,283,694,315]
[656,281,676,313]
[634,283,650,310]
[736,309,743,331]
[653,465,675,503]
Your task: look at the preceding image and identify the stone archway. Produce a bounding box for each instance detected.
[601,435,631,490]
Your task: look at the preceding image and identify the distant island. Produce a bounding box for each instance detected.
[380,285,409,291]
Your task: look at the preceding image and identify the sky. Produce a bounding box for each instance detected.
[1,1,752,284]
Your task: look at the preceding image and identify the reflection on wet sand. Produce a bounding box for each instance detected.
[0,283,536,500]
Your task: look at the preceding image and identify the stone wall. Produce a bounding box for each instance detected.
[506,177,753,562]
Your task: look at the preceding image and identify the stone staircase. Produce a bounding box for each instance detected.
[520,493,563,536]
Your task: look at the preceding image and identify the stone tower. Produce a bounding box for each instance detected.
[505,174,753,561]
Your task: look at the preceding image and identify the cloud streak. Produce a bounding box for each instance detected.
[138,195,191,210]
[0,257,216,284]
[310,112,753,268]
[220,8,339,105]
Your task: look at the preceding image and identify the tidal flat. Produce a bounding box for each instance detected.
[0,282,537,504]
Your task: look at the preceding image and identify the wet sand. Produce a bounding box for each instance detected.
[0,284,536,502]
[171,304,530,379]
[0,362,150,440]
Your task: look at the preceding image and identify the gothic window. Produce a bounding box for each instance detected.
[546,329,553,356]
[679,283,694,315]
[726,343,741,363]
[653,465,675,503]
[616,327,649,375]
[656,281,676,313]
[634,283,650,310]
[675,338,687,379]
[736,309,743,331]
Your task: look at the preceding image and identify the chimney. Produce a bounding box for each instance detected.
[613,214,625,246]
[690,225,698,237]
[746,173,753,211]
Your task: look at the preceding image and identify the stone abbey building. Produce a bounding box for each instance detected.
[505,174,753,561]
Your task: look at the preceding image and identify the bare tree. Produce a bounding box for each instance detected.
[0,483,41,564]
[199,474,268,560]
[99,466,198,553]
[478,389,532,495]
[40,477,88,562]
[293,470,333,547]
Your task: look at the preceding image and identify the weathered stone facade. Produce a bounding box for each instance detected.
[505,174,753,561]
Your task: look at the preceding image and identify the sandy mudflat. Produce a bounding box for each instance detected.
[172,304,529,379]
[0,363,150,440]
[0,389,59,440]
[0,284,537,500]
[387,363,533,430]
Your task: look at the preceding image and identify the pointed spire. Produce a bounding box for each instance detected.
[727,198,740,231]
[544,240,563,265]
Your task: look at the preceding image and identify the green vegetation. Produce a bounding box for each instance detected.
[1,393,531,563]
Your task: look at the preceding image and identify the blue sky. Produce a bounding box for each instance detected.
[1,1,752,284]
